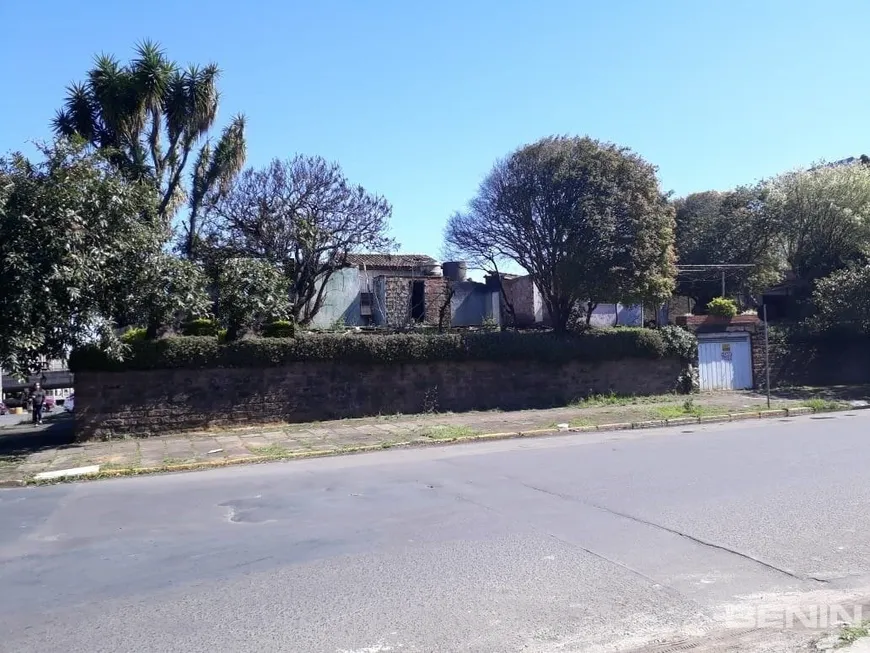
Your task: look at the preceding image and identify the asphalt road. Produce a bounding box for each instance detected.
[3,412,870,653]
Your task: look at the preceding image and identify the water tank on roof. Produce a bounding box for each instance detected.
[442,261,468,282]
[418,263,441,276]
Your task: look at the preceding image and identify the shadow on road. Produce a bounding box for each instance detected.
[770,384,870,402]
[0,414,76,457]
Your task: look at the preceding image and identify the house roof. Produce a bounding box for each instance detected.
[347,253,438,269]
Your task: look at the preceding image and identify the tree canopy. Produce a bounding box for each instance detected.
[673,186,780,306]
[809,265,870,335]
[201,156,394,325]
[445,136,676,331]
[52,40,246,258]
[765,163,870,288]
[0,140,165,376]
[673,162,870,313]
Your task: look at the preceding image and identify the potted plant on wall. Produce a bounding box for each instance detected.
[675,298,760,327]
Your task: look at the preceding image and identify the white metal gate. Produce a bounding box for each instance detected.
[698,334,752,390]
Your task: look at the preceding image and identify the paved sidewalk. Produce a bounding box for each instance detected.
[0,388,865,485]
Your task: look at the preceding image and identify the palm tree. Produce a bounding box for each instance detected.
[52,40,246,258]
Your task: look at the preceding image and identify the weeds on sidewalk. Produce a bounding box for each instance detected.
[248,443,289,456]
[803,398,847,413]
[569,392,677,408]
[417,425,480,440]
[837,620,870,647]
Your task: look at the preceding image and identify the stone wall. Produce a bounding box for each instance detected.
[424,277,450,326]
[380,276,410,326]
[74,357,684,439]
[376,276,450,327]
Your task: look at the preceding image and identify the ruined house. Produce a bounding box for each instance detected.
[308,254,456,328]
[307,254,660,329]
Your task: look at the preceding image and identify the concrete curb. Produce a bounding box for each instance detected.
[4,403,868,487]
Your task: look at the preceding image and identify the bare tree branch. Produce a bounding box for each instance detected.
[203,156,395,325]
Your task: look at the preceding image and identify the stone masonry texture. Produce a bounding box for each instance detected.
[74,358,684,440]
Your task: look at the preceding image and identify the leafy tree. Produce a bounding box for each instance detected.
[444,136,676,331]
[52,40,246,258]
[215,258,290,340]
[673,186,781,308]
[129,255,211,338]
[809,265,870,335]
[0,140,163,376]
[202,156,394,325]
[764,163,870,290]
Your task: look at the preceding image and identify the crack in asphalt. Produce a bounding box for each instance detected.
[516,480,827,584]
[438,480,702,608]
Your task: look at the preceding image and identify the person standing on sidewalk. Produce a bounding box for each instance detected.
[31,383,46,425]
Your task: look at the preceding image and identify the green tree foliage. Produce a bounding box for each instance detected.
[131,255,211,338]
[675,163,870,312]
[445,136,676,331]
[202,156,394,325]
[673,186,780,305]
[765,163,870,288]
[809,266,870,335]
[0,140,163,376]
[215,258,290,340]
[52,40,246,258]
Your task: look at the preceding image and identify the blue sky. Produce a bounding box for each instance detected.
[2,0,869,262]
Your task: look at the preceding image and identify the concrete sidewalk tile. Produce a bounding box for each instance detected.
[240,438,271,449]
[191,439,222,453]
[215,435,243,446]
[224,450,257,461]
[240,430,284,439]
[101,454,138,465]
[51,454,85,466]
[26,450,58,463]
[44,458,85,471]
[110,442,139,454]
[16,463,50,474]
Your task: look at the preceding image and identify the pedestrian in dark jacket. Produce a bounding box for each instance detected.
[31,383,46,425]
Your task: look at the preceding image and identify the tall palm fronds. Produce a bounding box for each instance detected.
[52,40,246,255]
[186,114,246,257]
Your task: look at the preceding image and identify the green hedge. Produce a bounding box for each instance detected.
[262,320,296,338]
[70,327,687,373]
[181,318,220,337]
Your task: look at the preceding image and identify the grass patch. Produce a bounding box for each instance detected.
[651,397,723,420]
[802,398,846,412]
[99,461,133,471]
[569,393,677,408]
[838,620,870,647]
[653,405,702,419]
[162,456,189,466]
[417,425,480,440]
[0,454,26,470]
[248,443,289,457]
